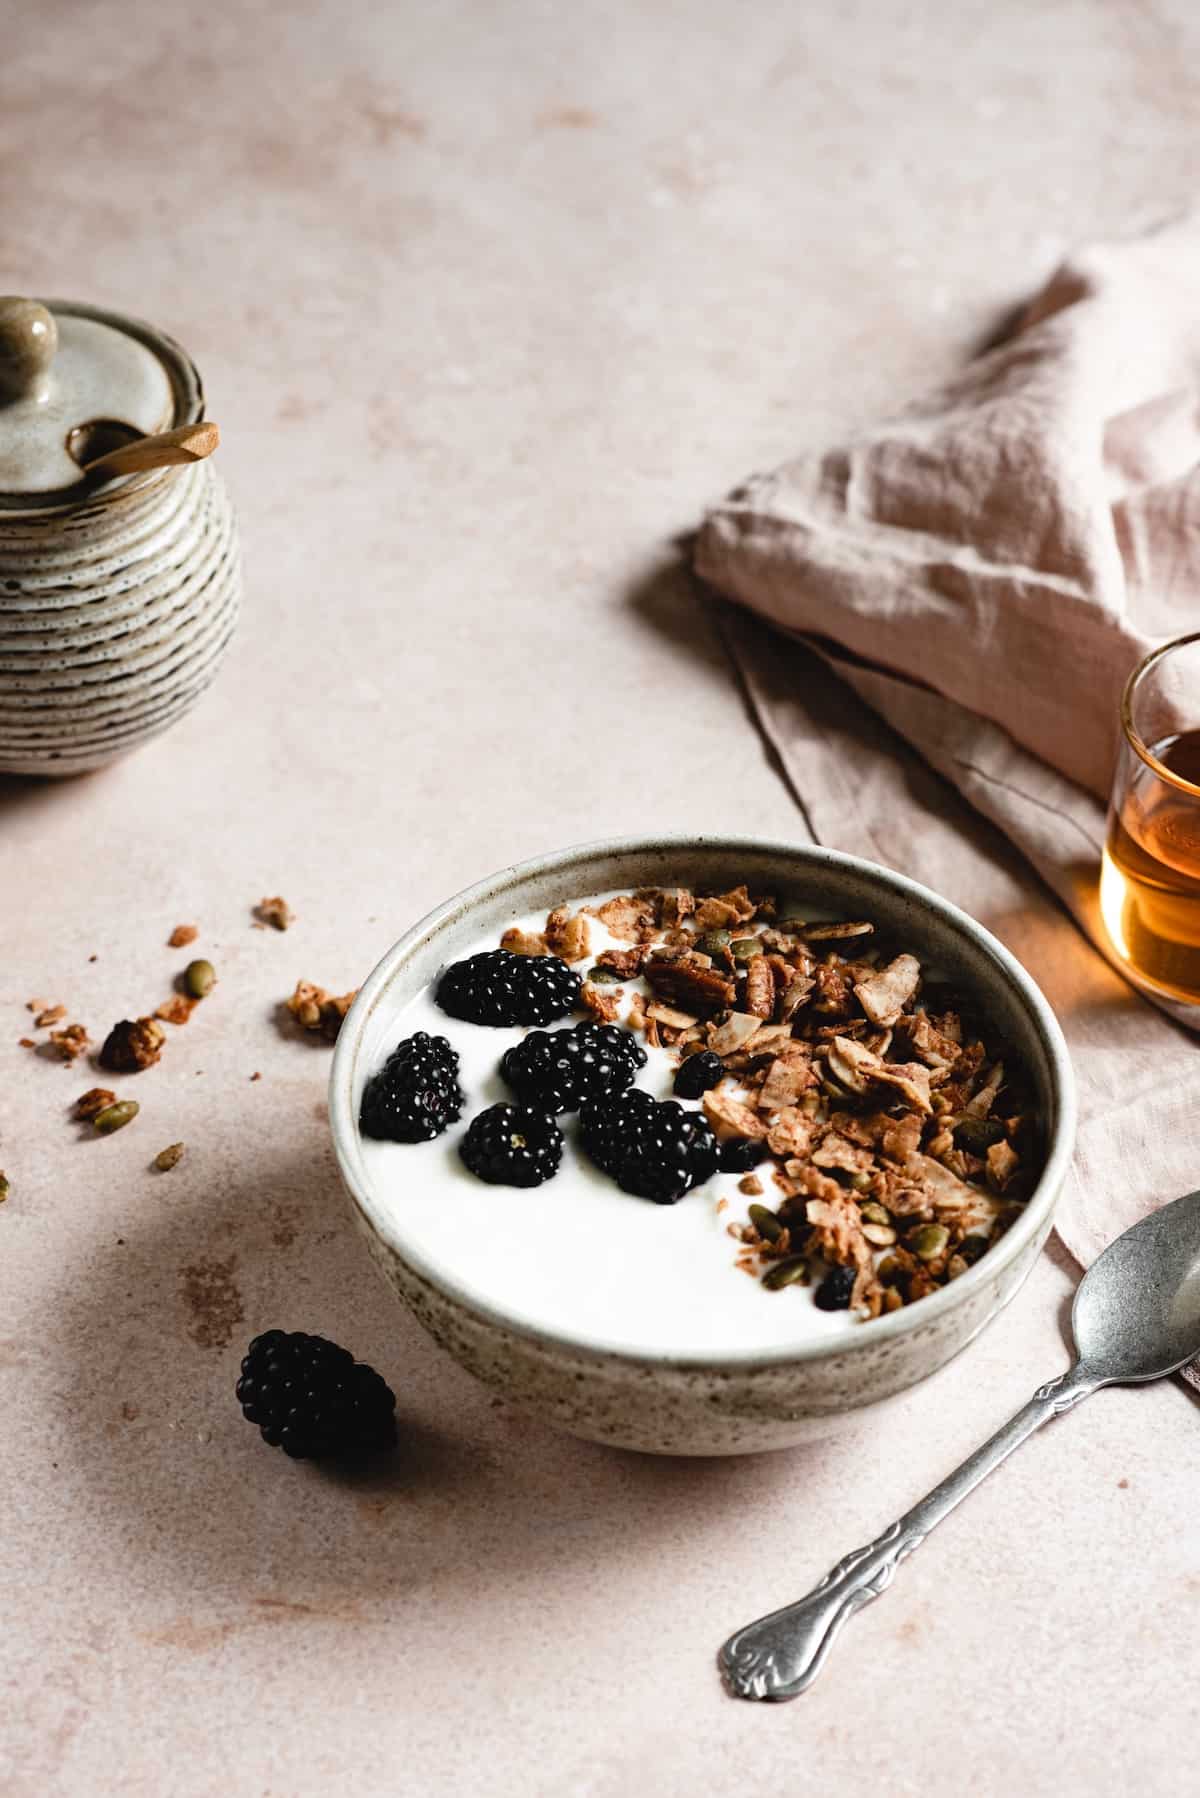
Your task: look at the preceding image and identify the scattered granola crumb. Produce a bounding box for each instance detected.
[155,995,198,1026]
[500,927,549,957]
[0,1172,8,1204]
[88,954,98,963]
[286,980,357,1041]
[544,905,591,964]
[250,1071,262,1082]
[738,1174,765,1197]
[34,1004,67,1028]
[154,1143,185,1173]
[168,924,199,948]
[580,981,621,1024]
[256,895,294,932]
[76,1087,116,1121]
[18,1037,35,1049]
[99,1017,165,1073]
[27,998,48,1014]
[49,1023,90,1062]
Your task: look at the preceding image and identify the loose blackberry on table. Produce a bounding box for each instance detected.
[460,1103,564,1187]
[236,1330,397,1459]
[581,1087,718,1204]
[501,1020,646,1113]
[359,1031,463,1142]
[436,948,581,1027]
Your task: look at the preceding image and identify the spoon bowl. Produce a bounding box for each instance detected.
[1073,1188,1200,1382]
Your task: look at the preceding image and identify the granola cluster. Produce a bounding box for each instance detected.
[502,884,1041,1322]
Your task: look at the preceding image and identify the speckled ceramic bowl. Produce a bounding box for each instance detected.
[330,837,1076,1455]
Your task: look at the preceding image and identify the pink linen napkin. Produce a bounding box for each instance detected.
[695,214,1200,1390]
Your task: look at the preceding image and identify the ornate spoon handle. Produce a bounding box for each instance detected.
[719,1362,1100,1701]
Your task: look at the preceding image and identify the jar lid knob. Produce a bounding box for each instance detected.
[0,297,58,403]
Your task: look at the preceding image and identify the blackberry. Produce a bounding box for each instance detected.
[718,1136,769,1173]
[672,1050,723,1100]
[580,1088,718,1205]
[436,949,580,1027]
[460,1103,564,1186]
[359,1031,463,1142]
[236,1330,397,1459]
[814,1264,857,1311]
[501,1021,646,1114]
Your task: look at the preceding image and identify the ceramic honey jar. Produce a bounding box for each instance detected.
[0,297,240,775]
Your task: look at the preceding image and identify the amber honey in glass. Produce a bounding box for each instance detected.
[1100,633,1200,1012]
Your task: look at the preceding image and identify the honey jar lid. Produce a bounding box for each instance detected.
[0,296,204,508]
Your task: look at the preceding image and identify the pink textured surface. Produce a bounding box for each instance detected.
[3,2,1200,1792]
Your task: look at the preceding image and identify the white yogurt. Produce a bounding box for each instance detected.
[357,893,862,1357]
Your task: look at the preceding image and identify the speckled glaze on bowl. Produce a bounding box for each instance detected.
[330,837,1076,1456]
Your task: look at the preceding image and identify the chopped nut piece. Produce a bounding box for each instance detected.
[986,1139,1021,1192]
[581,981,621,1023]
[853,954,921,1027]
[168,924,199,948]
[155,995,199,1026]
[76,1087,116,1121]
[256,895,294,931]
[286,980,357,1041]
[803,921,873,941]
[34,1004,67,1028]
[18,1037,34,1049]
[702,1090,768,1144]
[738,1174,764,1197]
[544,906,591,964]
[586,893,657,942]
[644,954,736,1015]
[49,1023,90,1061]
[595,945,649,978]
[99,1017,164,1073]
[743,956,775,1019]
[812,1133,874,1176]
[154,1143,185,1172]
[500,927,549,957]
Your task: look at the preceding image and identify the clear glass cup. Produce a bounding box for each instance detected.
[1100,631,1200,1017]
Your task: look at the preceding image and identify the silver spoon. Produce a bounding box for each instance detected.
[719,1189,1200,1702]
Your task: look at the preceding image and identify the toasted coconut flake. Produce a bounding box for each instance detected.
[766,1107,816,1159]
[964,1061,1005,1118]
[758,1055,817,1112]
[706,1011,763,1057]
[702,1089,768,1143]
[645,1001,699,1030]
[854,953,921,1027]
[803,921,874,941]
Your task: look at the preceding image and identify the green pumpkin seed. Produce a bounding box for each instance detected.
[849,1170,873,1192]
[877,1255,906,1287]
[954,1115,1006,1153]
[862,1221,897,1247]
[697,929,732,956]
[94,1099,139,1135]
[730,936,763,961]
[762,1255,808,1290]
[184,958,216,999]
[748,1203,782,1243]
[882,1285,905,1313]
[910,1223,950,1262]
[154,1142,185,1172]
[860,1201,892,1226]
[586,966,622,985]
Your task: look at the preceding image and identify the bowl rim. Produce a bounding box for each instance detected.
[329,833,1077,1372]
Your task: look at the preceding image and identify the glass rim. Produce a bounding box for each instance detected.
[1120,630,1200,799]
